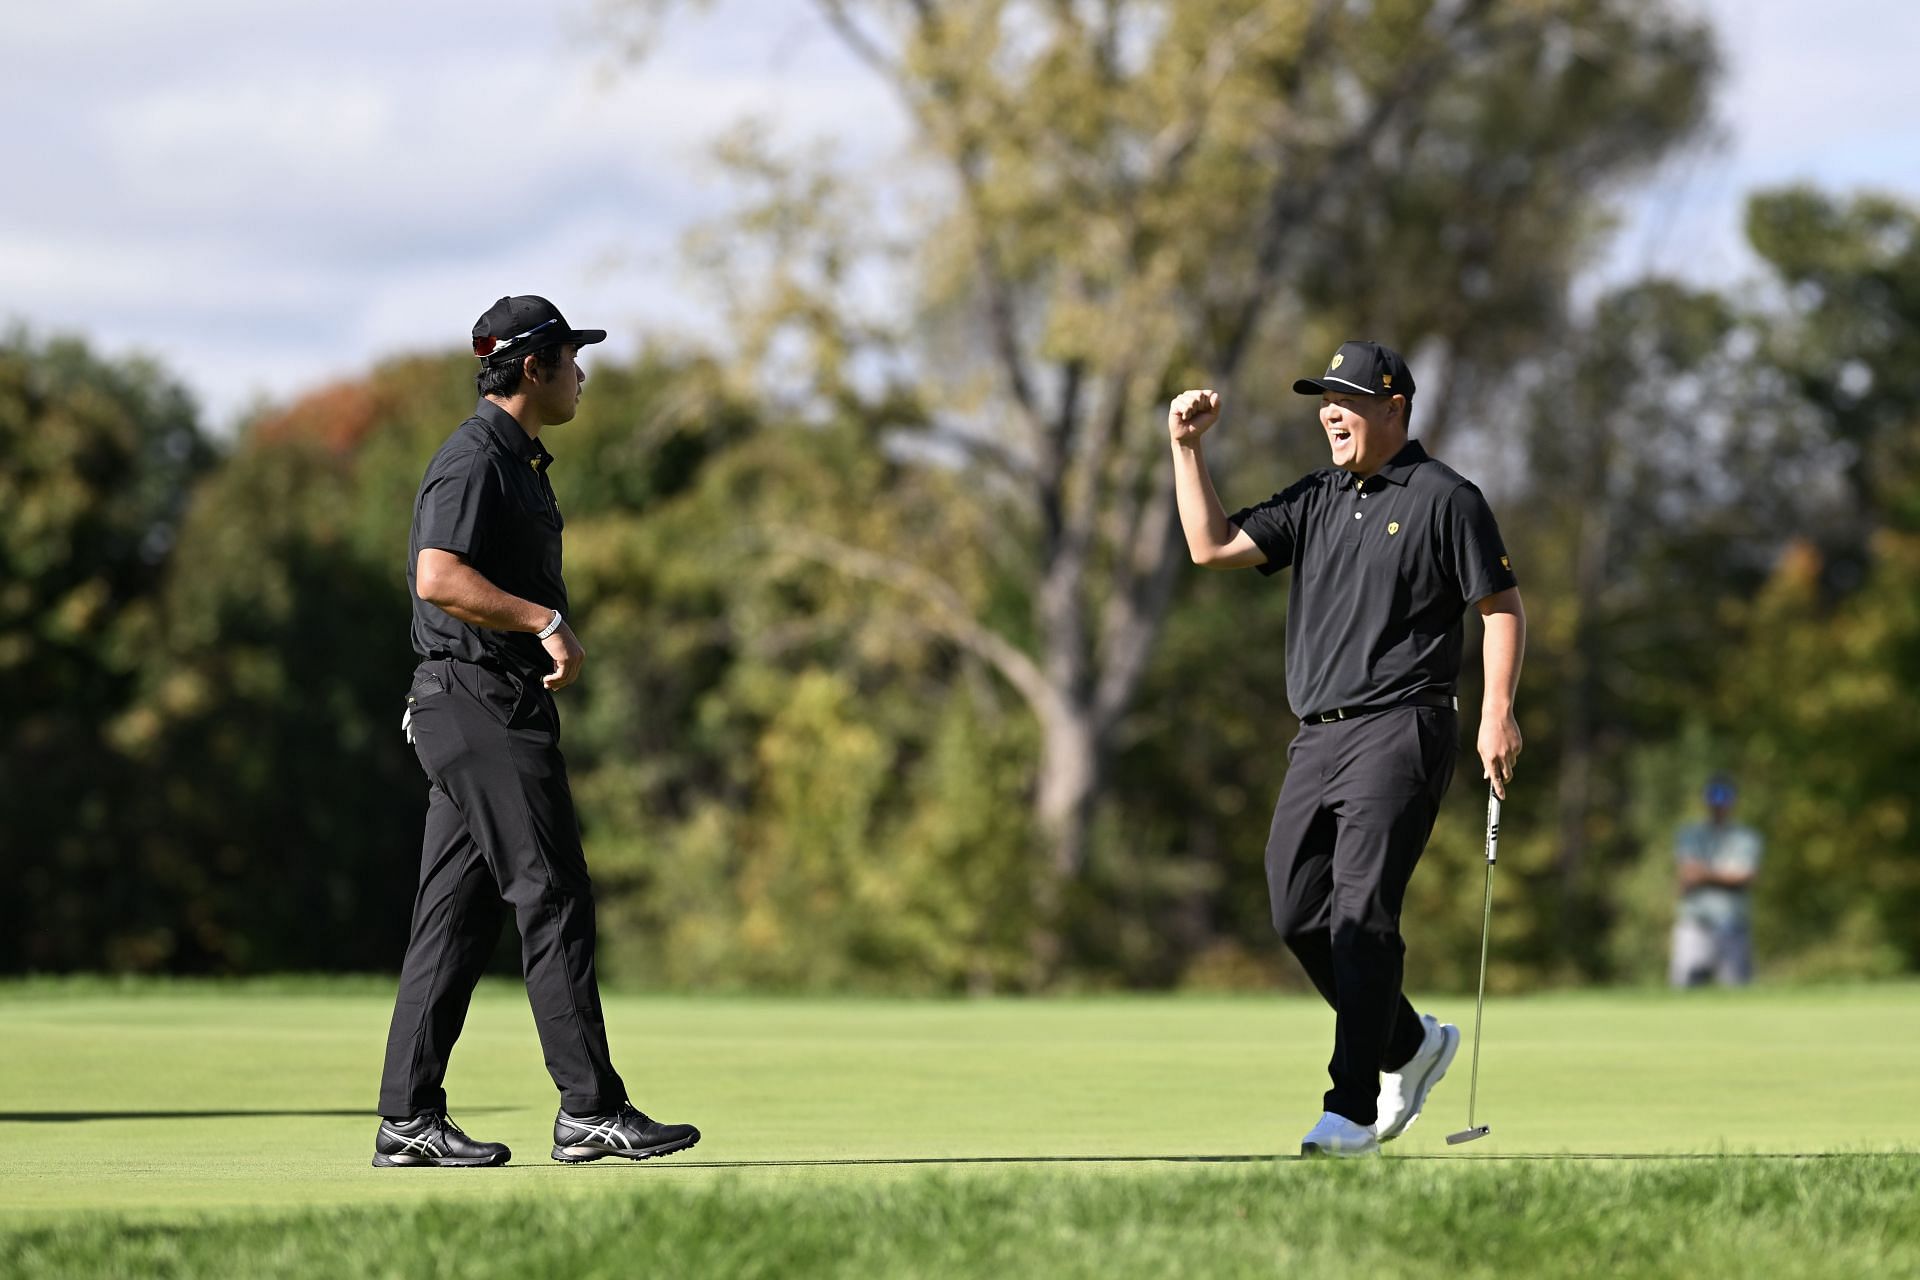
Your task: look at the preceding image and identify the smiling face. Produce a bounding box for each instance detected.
[1319,391,1408,475]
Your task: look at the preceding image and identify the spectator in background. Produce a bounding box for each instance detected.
[1670,774,1762,988]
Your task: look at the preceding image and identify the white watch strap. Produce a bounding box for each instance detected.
[536,610,563,640]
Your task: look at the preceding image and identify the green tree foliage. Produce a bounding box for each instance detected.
[553,370,1040,990]
[1697,190,1920,978]
[1490,189,1920,988]
[10,337,1036,988]
[101,358,471,969]
[614,0,1720,978]
[2,331,213,970]
[1483,281,1813,981]
[12,70,1920,993]
[1747,188,1920,535]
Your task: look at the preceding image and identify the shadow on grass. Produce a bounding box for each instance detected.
[0,1108,516,1124]
[658,1152,1897,1169]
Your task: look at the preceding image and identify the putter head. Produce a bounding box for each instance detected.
[1446,1125,1490,1145]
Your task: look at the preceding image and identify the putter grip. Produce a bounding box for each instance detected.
[1485,792,1502,865]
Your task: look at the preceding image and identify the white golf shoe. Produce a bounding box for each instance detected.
[1299,1111,1380,1158]
[1374,1013,1461,1143]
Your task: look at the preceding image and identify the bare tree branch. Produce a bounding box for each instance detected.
[1042,358,1088,540]
[971,221,1046,425]
[1093,492,1184,732]
[809,0,1070,443]
[893,417,1038,489]
[1217,0,1496,377]
[1139,6,1290,193]
[763,523,1059,720]
[1057,361,1133,590]
[1099,384,1160,567]
[813,0,900,81]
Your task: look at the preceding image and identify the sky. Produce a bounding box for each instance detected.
[4,0,1917,431]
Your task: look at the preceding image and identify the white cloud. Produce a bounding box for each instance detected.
[1589,0,1920,296]
[4,0,1914,428]
[102,80,398,202]
[0,0,909,428]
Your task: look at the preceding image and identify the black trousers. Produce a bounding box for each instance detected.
[377,659,626,1118]
[1266,704,1457,1125]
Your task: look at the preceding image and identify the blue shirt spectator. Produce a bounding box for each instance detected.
[1670,774,1762,987]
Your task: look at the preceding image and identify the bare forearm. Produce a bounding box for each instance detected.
[1472,588,1526,796]
[1171,440,1236,563]
[1479,591,1525,716]
[419,559,552,633]
[1165,391,1265,568]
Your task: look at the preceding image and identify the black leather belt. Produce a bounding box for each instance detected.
[1303,691,1457,725]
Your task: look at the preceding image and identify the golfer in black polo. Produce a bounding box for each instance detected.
[1168,341,1524,1157]
[372,296,700,1167]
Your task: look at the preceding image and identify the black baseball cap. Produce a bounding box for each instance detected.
[1293,340,1416,399]
[471,295,606,364]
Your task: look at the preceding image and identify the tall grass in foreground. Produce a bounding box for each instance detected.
[5,1155,1915,1279]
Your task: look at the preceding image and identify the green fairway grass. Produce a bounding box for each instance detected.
[7,1156,1918,1279]
[3,980,1917,1276]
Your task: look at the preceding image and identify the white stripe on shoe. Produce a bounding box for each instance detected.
[564,1119,633,1149]
[379,1126,445,1159]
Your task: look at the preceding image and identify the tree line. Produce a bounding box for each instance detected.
[5,0,1917,989]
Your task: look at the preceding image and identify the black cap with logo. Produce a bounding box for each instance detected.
[1292,340,1416,399]
[471,295,607,364]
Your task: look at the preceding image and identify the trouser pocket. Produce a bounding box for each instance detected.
[1406,706,1458,805]
[448,662,525,727]
[402,665,449,742]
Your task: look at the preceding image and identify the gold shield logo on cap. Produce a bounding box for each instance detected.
[1388,522,1400,536]
[1330,353,1345,370]
[1381,374,1392,387]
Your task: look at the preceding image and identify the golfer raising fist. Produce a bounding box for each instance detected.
[1166,343,1525,1157]
[1169,388,1220,443]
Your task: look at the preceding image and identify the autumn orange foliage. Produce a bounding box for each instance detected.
[253,381,383,456]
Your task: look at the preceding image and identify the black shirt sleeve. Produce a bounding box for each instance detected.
[1229,475,1317,577]
[1442,482,1518,604]
[416,449,498,560]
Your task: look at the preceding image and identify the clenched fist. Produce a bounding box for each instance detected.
[1168,389,1220,445]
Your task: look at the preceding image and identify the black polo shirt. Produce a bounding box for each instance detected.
[1229,440,1517,719]
[408,399,567,681]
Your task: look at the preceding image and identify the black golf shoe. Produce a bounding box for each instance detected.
[371,1111,511,1167]
[552,1101,700,1163]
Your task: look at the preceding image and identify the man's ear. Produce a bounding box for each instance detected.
[1391,394,1407,425]
[521,353,543,385]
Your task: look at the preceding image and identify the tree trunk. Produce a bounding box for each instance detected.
[1028,698,1100,984]
[1555,426,1615,928]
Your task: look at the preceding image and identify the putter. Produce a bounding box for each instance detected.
[1447,783,1501,1146]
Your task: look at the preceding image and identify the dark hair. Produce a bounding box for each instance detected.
[476,344,564,397]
